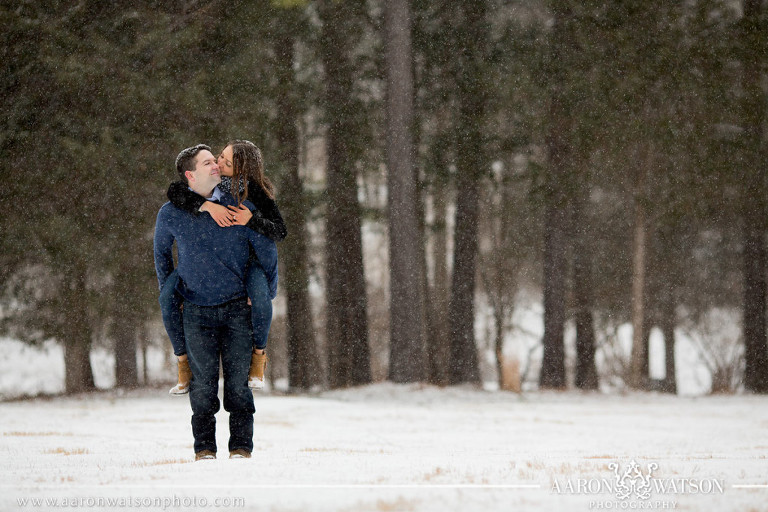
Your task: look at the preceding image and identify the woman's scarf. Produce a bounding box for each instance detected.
[219,175,246,196]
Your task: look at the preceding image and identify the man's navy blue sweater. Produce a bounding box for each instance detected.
[153,190,278,306]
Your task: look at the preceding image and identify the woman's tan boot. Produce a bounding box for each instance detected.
[248,352,267,390]
[169,358,192,395]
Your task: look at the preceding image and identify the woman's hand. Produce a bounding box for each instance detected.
[201,201,236,227]
[228,204,253,226]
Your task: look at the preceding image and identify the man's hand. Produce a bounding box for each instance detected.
[201,201,236,227]
[228,204,253,226]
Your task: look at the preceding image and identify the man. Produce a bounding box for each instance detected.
[153,144,278,461]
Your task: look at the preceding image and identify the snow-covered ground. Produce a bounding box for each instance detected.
[2,383,767,512]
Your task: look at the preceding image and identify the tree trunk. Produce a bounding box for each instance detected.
[573,182,598,390]
[540,192,568,389]
[283,173,320,390]
[641,315,651,383]
[661,298,677,394]
[113,313,139,389]
[62,271,95,394]
[741,0,768,393]
[141,325,149,385]
[539,4,572,390]
[319,0,371,388]
[494,308,505,390]
[385,0,426,383]
[428,181,451,385]
[629,149,649,390]
[411,43,434,387]
[742,224,768,393]
[64,335,95,394]
[415,150,431,385]
[629,190,648,389]
[274,9,320,391]
[447,1,487,386]
[448,176,481,384]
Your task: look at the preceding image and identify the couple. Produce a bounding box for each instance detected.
[153,141,285,460]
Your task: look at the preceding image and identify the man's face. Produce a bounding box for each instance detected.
[186,150,220,192]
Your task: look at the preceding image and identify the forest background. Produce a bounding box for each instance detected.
[1,0,767,397]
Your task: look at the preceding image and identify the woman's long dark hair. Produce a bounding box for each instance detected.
[229,140,275,204]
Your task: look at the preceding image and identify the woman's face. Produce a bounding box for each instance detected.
[217,145,234,177]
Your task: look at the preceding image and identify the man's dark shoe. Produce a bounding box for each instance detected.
[229,449,251,459]
[195,450,216,461]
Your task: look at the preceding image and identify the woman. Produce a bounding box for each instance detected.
[161,140,286,395]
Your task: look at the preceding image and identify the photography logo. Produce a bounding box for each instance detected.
[551,459,725,509]
[608,460,657,500]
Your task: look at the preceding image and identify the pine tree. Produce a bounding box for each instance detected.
[539,1,574,390]
[740,0,768,393]
[318,0,372,388]
[385,0,427,383]
[269,2,321,390]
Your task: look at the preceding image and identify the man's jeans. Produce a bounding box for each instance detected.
[183,298,255,454]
